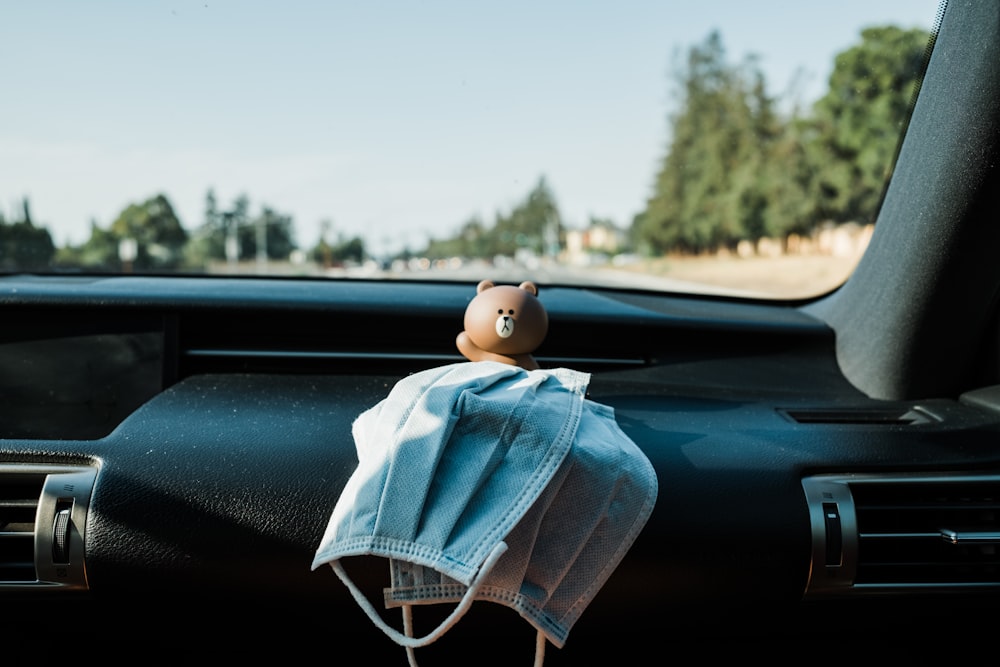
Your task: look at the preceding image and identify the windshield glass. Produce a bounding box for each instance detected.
[2,1,942,299]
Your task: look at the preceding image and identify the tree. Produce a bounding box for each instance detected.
[636,25,931,256]
[108,194,189,270]
[805,25,931,224]
[638,32,784,254]
[182,188,225,269]
[186,190,298,267]
[69,220,120,271]
[333,236,366,265]
[251,206,297,261]
[62,194,188,271]
[0,198,56,270]
[424,215,493,260]
[420,178,564,262]
[311,226,365,267]
[489,176,562,257]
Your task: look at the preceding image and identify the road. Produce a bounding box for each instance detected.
[360,258,771,298]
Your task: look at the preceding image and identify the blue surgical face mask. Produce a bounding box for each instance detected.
[312,361,657,666]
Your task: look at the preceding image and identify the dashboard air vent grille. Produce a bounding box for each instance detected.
[802,473,1000,596]
[0,464,98,590]
[0,473,44,582]
[852,479,1000,585]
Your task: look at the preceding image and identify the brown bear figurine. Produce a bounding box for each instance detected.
[456,280,548,371]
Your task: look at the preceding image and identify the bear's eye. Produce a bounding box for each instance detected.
[508,309,515,315]
[497,309,503,314]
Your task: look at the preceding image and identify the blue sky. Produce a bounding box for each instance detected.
[2,1,941,255]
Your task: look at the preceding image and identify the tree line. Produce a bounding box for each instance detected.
[0,25,931,272]
[636,25,931,255]
[425,25,931,261]
[0,190,366,273]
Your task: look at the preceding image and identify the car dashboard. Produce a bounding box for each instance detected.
[2,274,999,661]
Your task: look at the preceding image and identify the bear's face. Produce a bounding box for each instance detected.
[464,280,548,356]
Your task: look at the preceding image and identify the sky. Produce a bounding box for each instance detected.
[1,1,942,256]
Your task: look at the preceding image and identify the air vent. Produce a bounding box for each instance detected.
[0,464,98,591]
[802,473,1000,596]
[0,474,43,582]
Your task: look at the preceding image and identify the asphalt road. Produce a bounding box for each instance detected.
[370,258,768,297]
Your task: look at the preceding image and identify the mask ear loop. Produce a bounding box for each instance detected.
[533,628,546,667]
[402,606,418,667]
[399,603,547,667]
[330,540,509,650]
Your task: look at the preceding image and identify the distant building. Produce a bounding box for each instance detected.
[564,220,626,265]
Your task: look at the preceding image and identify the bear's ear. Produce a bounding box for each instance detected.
[476,280,496,294]
[518,281,538,296]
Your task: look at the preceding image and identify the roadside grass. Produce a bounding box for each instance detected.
[626,253,863,299]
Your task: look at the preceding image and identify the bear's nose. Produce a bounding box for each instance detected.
[495,314,514,338]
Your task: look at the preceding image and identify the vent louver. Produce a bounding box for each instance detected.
[0,474,44,582]
[0,464,97,591]
[802,473,1000,596]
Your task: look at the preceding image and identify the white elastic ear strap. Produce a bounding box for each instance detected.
[330,541,509,649]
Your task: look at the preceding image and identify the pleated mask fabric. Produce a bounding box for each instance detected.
[311,361,657,662]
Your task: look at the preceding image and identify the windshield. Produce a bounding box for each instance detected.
[2,1,941,299]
